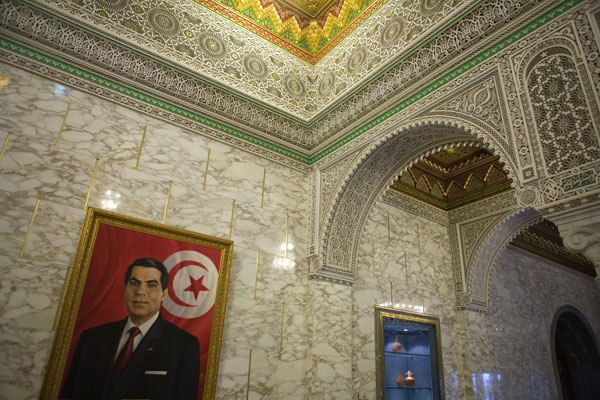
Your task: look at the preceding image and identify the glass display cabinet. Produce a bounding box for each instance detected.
[375,306,444,400]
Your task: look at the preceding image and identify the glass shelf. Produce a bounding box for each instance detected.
[385,351,430,357]
[375,307,444,400]
[386,386,432,390]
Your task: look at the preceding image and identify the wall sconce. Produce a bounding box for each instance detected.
[101,190,121,210]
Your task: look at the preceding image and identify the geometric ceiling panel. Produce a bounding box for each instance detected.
[391,146,513,210]
[0,0,583,164]
[198,0,389,62]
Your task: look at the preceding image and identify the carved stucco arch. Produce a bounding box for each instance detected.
[314,117,522,284]
[461,208,542,311]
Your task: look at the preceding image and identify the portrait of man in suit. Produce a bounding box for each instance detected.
[60,257,200,400]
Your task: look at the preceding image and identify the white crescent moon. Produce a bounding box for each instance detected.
[162,250,218,319]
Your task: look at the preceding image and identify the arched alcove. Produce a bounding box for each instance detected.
[462,208,541,310]
[314,119,520,285]
[551,306,600,400]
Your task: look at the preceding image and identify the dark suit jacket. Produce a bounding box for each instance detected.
[60,315,200,400]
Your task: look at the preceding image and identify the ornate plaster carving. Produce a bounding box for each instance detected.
[459,208,542,312]
[313,120,499,283]
[380,190,449,227]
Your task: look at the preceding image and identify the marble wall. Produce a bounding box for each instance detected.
[1,62,600,400]
[465,246,600,400]
[0,62,310,400]
[355,201,600,400]
[354,202,462,399]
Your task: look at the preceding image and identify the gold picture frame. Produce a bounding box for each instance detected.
[41,207,234,399]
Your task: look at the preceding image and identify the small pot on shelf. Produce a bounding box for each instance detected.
[405,370,415,387]
[396,372,404,386]
[391,334,402,353]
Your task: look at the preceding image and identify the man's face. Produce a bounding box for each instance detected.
[125,266,167,325]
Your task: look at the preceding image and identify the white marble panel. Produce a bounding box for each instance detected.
[86,163,170,223]
[286,214,308,261]
[56,95,148,168]
[165,181,234,240]
[0,194,85,266]
[255,254,309,305]
[19,200,85,265]
[278,302,309,362]
[218,290,308,398]
[0,133,96,209]
[231,201,287,257]
[204,141,264,207]
[136,119,210,185]
[0,257,68,400]
[307,284,352,358]
[215,354,248,400]
[261,166,309,220]
[216,349,308,400]
[0,193,38,261]
[0,63,67,144]
[306,354,352,400]
[227,247,260,298]
[221,293,280,357]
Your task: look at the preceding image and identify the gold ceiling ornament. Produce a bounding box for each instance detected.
[196,0,386,62]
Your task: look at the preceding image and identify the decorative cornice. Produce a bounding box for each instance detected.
[0,0,586,161]
[512,230,596,276]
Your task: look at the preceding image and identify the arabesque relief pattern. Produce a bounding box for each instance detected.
[1,0,599,312]
[317,124,476,280]
[313,3,600,311]
[0,0,559,150]
[10,0,468,120]
[310,0,559,146]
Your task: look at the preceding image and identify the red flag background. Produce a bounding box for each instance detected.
[64,223,222,400]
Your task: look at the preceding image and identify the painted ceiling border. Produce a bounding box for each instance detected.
[19,0,311,126]
[22,0,483,125]
[0,37,311,164]
[0,0,584,167]
[195,0,389,63]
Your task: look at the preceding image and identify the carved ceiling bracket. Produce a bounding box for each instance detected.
[548,203,600,287]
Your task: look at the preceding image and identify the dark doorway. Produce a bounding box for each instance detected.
[553,307,600,400]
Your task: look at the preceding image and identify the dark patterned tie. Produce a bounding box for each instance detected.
[110,326,141,384]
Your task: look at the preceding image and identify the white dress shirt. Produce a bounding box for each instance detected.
[114,312,160,361]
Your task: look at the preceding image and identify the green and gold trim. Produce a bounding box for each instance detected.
[0,0,584,166]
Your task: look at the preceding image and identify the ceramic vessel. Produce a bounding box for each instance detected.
[396,372,404,386]
[405,370,415,387]
[391,335,402,353]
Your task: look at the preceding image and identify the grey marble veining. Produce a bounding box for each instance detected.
[2,61,600,400]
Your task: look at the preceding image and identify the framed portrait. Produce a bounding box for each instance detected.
[41,207,234,400]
